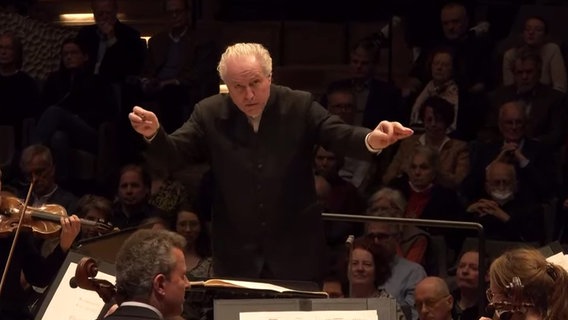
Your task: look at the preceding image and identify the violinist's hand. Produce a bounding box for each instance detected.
[367,121,414,150]
[129,106,160,139]
[104,304,119,318]
[59,215,81,252]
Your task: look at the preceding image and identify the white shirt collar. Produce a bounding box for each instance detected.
[120,301,163,319]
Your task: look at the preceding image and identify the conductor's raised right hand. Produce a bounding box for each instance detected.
[129,106,160,139]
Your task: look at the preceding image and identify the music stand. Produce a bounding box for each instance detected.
[74,226,139,264]
[34,250,116,320]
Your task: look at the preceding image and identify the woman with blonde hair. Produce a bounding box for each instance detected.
[483,248,568,320]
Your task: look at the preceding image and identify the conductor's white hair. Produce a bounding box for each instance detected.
[217,43,272,83]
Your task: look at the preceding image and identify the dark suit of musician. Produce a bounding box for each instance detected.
[103,304,162,320]
[145,85,373,282]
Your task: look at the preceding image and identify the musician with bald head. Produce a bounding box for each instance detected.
[414,277,453,320]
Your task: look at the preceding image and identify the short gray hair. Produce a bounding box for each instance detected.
[217,43,272,83]
[20,144,53,169]
[367,187,407,214]
[115,229,186,300]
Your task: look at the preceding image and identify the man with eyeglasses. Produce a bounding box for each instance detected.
[414,277,453,320]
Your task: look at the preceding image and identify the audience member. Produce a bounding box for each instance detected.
[503,16,567,93]
[0,31,40,152]
[464,161,543,242]
[75,194,114,240]
[76,0,146,83]
[33,38,118,183]
[366,187,430,266]
[129,43,412,282]
[384,96,470,190]
[464,101,555,202]
[452,250,490,320]
[414,277,453,320]
[148,164,190,223]
[141,0,219,133]
[110,163,164,229]
[489,48,566,148]
[105,229,190,320]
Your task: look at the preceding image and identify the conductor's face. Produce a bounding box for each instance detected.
[225,56,271,118]
[162,247,190,317]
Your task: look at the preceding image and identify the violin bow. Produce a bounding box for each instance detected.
[0,177,36,296]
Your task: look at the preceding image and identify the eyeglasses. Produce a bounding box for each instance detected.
[366,232,396,241]
[414,294,449,310]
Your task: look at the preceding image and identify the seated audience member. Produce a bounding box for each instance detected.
[503,16,566,93]
[463,101,554,202]
[0,169,81,320]
[407,2,492,96]
[0,31,41,152]
[110,163,165,229]
[366,187,430,266]
[341,237,406,320]
[75,194,114,240]
[465,161,543,242]
[325,36,403,128]
[173,203,212,320]
[361,219,427,320]
[489,48,566,148]
[322,272,346,298]
[409,48,459,133]
[105,229,190,320]
[452,250,490,320]
[384,96,469,190]
[148,165,190,223]
[414,277,453,320]
[321,81,375,191]
[482,248,568,320]
[141,0,219,133]
[314,146,365,260]
[33,38,117,183]
[388,146,462,223]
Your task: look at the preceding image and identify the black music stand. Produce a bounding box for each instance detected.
[34,250,116,320]
[74,226,139,264]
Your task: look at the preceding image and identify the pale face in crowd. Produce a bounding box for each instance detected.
[349,248,375,287]
[498,103,526,143]
[118,169,149,207]
[441,6,468,41]
[456,251,479,290]
[225,56,272,118]
[423,106,448,141]
[523,18,546,46]
[327,90,356,124]
[513,59,540,94]
[165,0,189,30]
[350,46,375,79]
[62,42,88,70]
[176,210,201,247]
[408,153,435,190]
[160,247,190,317]
[92,0,118,31]
[314,146,339,178]
[484,164,516,199]
[431,52,453,84]
[82,208,108,238]
[0,35,16,66]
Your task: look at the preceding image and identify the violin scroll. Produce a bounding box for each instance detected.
[71,257,116,303]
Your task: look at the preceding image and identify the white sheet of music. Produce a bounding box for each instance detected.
[41,261,116,320]
[240,310,378,320]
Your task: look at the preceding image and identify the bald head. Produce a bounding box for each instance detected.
[415,277,453,320]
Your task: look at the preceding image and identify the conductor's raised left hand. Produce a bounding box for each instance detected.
[367,121,413,150]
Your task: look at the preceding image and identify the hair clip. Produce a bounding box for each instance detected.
[546,263,558,280]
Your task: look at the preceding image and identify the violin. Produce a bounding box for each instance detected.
[0,195,113,238]
[487,277,535,320]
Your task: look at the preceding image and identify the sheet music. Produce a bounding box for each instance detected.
[240,310,378,320]
[546,252,568,273]
[41,261,116,320]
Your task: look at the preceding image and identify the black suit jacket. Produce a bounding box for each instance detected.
[145,85,372,282]
[104,305,162,320]
[76,21,146,83]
